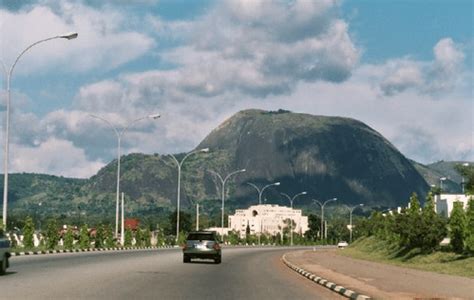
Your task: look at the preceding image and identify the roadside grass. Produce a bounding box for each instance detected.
[339,236,474,278]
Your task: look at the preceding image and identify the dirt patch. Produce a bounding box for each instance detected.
[285,249,474,300]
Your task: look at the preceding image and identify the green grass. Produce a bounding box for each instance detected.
[339,236,474,278]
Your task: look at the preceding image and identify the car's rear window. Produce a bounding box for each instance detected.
[187,233,215,241]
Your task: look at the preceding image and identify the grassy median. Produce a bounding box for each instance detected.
[338,236,474,278]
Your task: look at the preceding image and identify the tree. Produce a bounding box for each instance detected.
[306,214,321,241]
[464,197,474,253]
[79,224,90,249]
[405,193,424,249]
[22,216,35,249]
[449,202,466,253]
[104,225,115,248]
[94,225,105,249]
[144,228,152,247]
[124,228,132,247]
[167,210,192,236]
[64,227,74,250]
[135,228,143,247]
[45,219,59,250]
[421,192,447,252]
[455,164,474,194]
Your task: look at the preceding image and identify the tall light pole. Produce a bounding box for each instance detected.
[313,197,337,241]
[89,113,160,239]
[208,169,246,240]
[439,177,447,192]
[280,192,307,246]
[344,204,363,243]
[169,148,209,242]
[1,32,78,228]
[247,181,280,205]
[461,163,469,194]
[246,182,280,245]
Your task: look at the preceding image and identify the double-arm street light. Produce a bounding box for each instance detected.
[89,113,160,239]
[313,197,337,241]
[169,148,209,242]
[247,181,280,205]
[344,203,364,243]
[208,169,246,239]
[1,32,78,228]
[280,191,307,246]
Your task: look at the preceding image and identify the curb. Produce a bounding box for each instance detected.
[10,245,175,257]
[282,253,371,300]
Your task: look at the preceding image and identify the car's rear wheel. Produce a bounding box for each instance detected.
[214,256,221,264]
[183,255,191,263]
[0,255,7,275]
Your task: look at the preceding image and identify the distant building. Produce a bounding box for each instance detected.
[228,204,308,238]
[124,218,140,231]
[434,194,472,218]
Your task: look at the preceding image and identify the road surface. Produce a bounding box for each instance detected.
[0,247,343,299]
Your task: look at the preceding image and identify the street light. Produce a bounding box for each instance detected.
[439,177,447,192]
[280,192,307,246]
[208,169,246,240]
[247,182,280,205]
[89,113,160,238]
[344,204,364,243]
[1,32,78,228]
[313,197,337,241]
[461,163,469,194]
[169,148,209,242]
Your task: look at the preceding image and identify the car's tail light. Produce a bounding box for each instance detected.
[182,244,188,250]
[213,243,221,251]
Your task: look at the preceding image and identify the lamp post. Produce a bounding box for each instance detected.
[89,113,160,238]
[196,203,200,231]
[344,204,363,243]
[439,177,447,192]
[461,163,469,194]
[208,169,246,240]
[313,197,337,241]
[280,192,307,246]
[246,182,280,245]
[169,148,209,242]
[1,32,78,228]
[246,182,280,205]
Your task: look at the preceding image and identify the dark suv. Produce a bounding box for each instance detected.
[182,231,221,264]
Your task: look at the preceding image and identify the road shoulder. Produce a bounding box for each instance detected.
[284,249,474,300]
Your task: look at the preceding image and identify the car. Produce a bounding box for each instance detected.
[182,231,221,264]
[337,241,349,248]
[0,228,11,275]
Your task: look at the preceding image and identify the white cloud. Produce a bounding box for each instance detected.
[379,38,465,96]
[9,138,105,178]
[0,2,154,74]
[1,1,471,178]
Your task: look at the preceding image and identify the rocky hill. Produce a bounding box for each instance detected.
[6,109,443,223]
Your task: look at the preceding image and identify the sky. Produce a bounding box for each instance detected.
[0,0,472,178]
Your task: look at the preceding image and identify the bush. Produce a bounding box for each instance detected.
[79,224,90,249]
[45,219,60,250]
[64,227,74,250]
[22,216,35,249]
[449,202,467,253]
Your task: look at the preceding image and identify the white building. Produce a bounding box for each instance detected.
[434,194,472,218]
[228,204,309,238]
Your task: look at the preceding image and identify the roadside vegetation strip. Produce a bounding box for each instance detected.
[10,245,176,256]
[281,253,371,300]
[340,237,474,278]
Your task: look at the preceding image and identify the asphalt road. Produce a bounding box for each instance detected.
[0,247,343,299]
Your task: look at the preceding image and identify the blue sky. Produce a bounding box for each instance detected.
[0,0,472,178]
